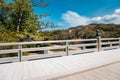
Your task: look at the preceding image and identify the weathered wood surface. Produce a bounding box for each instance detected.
[0,49,120,80]
[55,61,120,80]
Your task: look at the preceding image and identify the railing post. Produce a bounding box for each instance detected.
[44,50,48,54]
[66,41,69,56]
[83,46,86,50]
[18,44,22,62]
[119,38,120,48]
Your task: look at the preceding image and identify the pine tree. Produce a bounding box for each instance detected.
[0,0,51,33]
[9,0,40,32]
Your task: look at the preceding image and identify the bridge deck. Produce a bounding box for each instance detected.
[0,49,120,80]
[55,61,120,80]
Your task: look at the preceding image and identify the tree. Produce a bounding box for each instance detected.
[0,0,8,29]
[0,0,52,33]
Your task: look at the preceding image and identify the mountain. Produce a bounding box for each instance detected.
[68,23,120,39]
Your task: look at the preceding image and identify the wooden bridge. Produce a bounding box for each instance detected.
[0,38,120,80]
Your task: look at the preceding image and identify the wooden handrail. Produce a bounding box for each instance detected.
[0,38,120,62]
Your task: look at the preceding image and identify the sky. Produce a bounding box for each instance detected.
[34,0,120,30]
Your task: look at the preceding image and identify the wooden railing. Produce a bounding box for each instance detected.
[0,38,120,63]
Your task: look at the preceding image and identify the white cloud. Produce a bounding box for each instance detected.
[115,9,120,14]
[62,8,120,27]
[62,11,90,27]
[91,16,102,22]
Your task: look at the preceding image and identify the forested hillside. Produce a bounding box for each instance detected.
[69,23,120,39]
[42,24,120,40]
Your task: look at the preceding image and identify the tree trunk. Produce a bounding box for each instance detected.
[17,13,22,32]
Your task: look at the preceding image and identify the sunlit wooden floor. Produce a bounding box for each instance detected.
[0,49,120,80]
[55,61,120,80]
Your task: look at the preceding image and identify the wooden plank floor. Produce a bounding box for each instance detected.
[0,49,120,80]
[55,62,120,80]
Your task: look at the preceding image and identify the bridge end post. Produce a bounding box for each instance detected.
[96,29,101,51]
[97,36,101,51]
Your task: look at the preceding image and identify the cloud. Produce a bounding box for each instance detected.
[62,8,120,27]
[62,11,90,26]
[115,9,120,14]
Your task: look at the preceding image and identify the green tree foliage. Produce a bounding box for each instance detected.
[0,0,54,42]
[0,0,40,33]
[0,0,53,33]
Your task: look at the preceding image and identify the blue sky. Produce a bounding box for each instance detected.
[34,0,120,30]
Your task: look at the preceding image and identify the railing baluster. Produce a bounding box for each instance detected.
[18,44,22,62]
[110,44,112,47]
[66,41,69,56]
